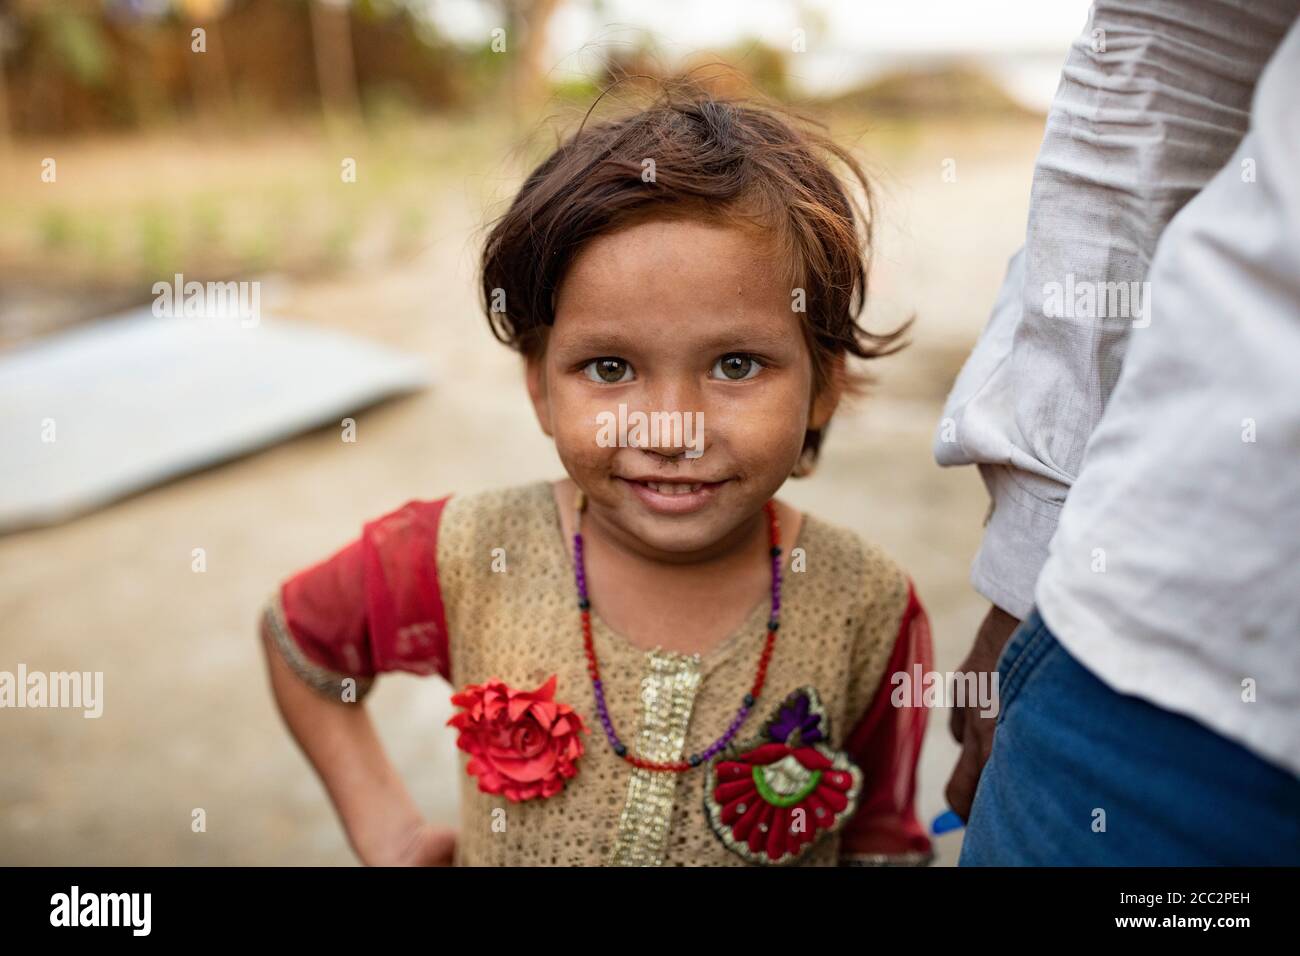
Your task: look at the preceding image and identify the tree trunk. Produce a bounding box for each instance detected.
[308,0,361,119]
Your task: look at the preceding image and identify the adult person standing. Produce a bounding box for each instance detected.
[936,0,1300,864]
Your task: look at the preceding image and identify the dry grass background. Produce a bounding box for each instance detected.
[0,111,1044,865]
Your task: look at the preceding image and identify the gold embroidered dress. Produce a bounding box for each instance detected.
[262,481,933,866]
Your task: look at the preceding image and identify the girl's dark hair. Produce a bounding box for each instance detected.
[480,76,908,467]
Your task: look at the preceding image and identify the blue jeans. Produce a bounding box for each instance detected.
[960,610,1300,866]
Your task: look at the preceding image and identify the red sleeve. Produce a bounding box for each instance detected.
[838,580,934,864]
[265,496,452,698]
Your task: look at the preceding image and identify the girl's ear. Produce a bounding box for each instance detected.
[808,354,846,430]
[525,356,554,437]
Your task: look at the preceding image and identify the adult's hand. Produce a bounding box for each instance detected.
[944,604,1020,821]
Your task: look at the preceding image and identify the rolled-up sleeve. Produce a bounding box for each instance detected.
[934,0,1297,618]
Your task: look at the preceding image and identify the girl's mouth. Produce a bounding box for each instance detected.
[617,477,728,515]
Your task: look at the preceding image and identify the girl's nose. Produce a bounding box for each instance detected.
[627,412,708,460]
[625,379,707,458]
[640,445,691,463]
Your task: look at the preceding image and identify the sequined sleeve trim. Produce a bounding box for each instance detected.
[261,590,375,703]
[839,849,935,867]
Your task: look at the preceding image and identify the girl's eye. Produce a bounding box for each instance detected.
[583,358,633,384]
[712,354,762,381]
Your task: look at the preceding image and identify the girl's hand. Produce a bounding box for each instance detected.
[359,820,457,867]
[397,823,457,866]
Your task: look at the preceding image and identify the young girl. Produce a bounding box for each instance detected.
[260,83,934,867]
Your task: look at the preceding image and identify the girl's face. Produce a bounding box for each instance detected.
[528,216,838,561]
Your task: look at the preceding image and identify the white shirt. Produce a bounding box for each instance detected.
[936,0,1300,775]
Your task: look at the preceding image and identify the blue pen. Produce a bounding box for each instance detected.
[931,809,964,835]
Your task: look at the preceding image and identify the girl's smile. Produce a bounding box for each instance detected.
[616,476,729,515]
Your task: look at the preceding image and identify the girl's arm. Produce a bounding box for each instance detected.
[838,580,934,865]
[260,620,454,866]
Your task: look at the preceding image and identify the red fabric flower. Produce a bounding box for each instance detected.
[447,675,588,802]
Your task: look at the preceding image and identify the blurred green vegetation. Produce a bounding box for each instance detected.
[0,109,1042,300]
[0,111,518,291]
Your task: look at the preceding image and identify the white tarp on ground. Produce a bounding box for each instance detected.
[0,309,430,533]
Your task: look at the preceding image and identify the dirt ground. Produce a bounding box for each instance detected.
[0,116,1042,865]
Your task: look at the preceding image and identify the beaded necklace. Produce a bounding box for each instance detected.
[571,489,783,773]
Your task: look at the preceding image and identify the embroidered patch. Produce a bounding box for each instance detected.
[703,687,862,864]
